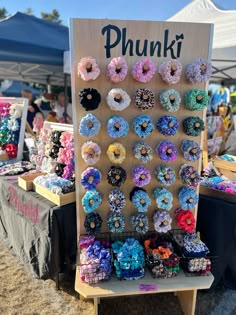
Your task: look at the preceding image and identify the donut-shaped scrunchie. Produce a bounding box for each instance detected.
[156,141,177,162]
[79,114,101,137]
[134,88,155,111]
[184,89,208,111]
[107,57,128,83]
[81,141,101,165]
[181,140,201,161]
[159,89,181,112]
[154,165,176,186]
[82,190,102,213]
[133,141,153,163]
[183,117,204,137]
[158,59,182,84]
[108,189,126,212]
[130,187,151,212]
[133,115,154,138]
[107,212,125,233]
[132,165,151,187]
[81,167,102,190]
[130,213,149,234]
[84,212,103,234]
[78,57,100,81]
[106,88,131,111]
[107,166,127,187]
[175,209,195,233]
[153,188,173,211]
[186,58,212,84]
[107,142,126,164]
[157,115,179,136]
[179,164,200,187]
[178,187,198,210]
[153,210,172,233]
[79,88,101,111]
[51,130,62,146]
[132,58,156,83]
[107,116,129,138]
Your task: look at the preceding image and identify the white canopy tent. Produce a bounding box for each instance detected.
[168,0,236,83]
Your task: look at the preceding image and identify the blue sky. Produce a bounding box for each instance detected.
[1,0,236,25]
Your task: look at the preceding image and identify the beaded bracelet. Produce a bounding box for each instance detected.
[106,88,131,111]
[133,115,154,138]
[81,141,101,165]
[51,130,62,146]
[175,209,195,232]
[154,165,176,186]
[82,190,102,213]
[184,89,208,111]
[107,166,126,187]
[159,89,181,112]
[135,88,155,111]
[178,187,198,210]
[79,88,101,111]
[186,58,212,84]
[183,117,204,137]
[107,211,125,233]
[78,57,100,81]
[153,187,173,211]
[181,140,201,161]
[132,165,151,187]
[130,187,151,212]
[133,141,153,163]
[79,113,101,137]
[130,213,149,234]
[81,167,102,190]
[107,142,126,164]
[84,212,103,234]
[179,164,200,187]
[107,116,129,138]
[108,189,126,212]
[107,57,128,83]
[132,58,156,83]
[153,210,172,233]
[157,115,179,136]
[156,141,177,162]
[158,59,182,84]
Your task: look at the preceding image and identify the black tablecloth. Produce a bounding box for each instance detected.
[0,176,77,280]
[197,194,236,289]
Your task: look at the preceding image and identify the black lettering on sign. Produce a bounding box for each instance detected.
[102,24,121,58]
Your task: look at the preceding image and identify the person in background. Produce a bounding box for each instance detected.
[54,92,73,124]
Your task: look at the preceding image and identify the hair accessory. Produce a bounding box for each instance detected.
[81,141,101,165]
[132,58,156,83]
[0,128,10,144]
[49,145,60,159]
[157,115,179,136]
[106,88,131,111]
[62,164,74,180]
[7,119,20,132]
[178,187,198,210]
[153,210,172,233]
[107,116,129,138]
[79,114,101,137]
[108,189,126,212]
[78,57,100,81]
[154,165,176,186]
[183,232,209,257]
[9,104,22,118]
[130,187,151,212]
[158,59,182,84]
[82,190,102,213]
[79,88,101,111]
[157,141,177,162]
[133,115,154,138]
[130,213,149,234]
[175,209,195,232]
[107,142,126,164]
[55,163,65,177]
[153,188,173,210]
[181,140,201,161]
[179,164,200,187]
[135,88,155,111]
[184,89,208,111]
[159,89,181,112]
[186,58,212,83]
[107,166,126,187]
[7,131,19,145]
[183,117,204,137]
[107,211,125,233]
[5,143,17,158]
[60,131,74,148]
[57,147,74,165]
[81,167,102,190]
[107,57,128,82]
[133,141,153,163]
[51,131,62,146]
[132,165,151,187]
[84,212,103,234]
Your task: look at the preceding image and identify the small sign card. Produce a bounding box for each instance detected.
[139,284,158,292]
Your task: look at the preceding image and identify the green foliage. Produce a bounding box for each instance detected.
[40,9,62,24]
[0,7,7,19]
[24,8,34,15]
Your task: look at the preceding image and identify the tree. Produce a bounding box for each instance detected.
[0,7,7,19]
[41,9,62,24]
[24,8,34,15]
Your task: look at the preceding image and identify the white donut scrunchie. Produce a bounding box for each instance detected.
[106,88,131,111]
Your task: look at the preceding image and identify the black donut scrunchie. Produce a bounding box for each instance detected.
[79,88,101,111]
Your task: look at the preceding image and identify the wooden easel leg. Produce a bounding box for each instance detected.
[94,297,99,315]
[176,289,197,315]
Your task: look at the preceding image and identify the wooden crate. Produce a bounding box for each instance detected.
[214,157,236,181]
[0,153,9,161]
[18,173,47,191]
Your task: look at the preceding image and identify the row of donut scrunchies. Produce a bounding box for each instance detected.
[78,57,212,84]
[79,88,208,112]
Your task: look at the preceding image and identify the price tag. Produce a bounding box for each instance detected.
[139,284,157,292]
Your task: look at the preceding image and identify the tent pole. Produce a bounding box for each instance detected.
[64,73,68,123]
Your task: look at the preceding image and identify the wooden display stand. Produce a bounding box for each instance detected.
[70,18,214,315]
